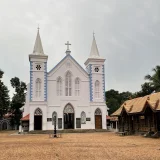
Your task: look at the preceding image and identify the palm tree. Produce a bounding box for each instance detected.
[145,65,160,92]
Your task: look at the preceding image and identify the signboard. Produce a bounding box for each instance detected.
[58,118,62,129]
[47,118,52,122]
[76,118,81,128]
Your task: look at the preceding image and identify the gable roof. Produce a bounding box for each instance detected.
[48,54,88,76]
[112,92,160,116]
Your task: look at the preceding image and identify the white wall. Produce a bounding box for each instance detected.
[26,54,107,130]
[47,56,90,108]
[29,102,47,131]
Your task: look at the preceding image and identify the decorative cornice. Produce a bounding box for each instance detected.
[90,102,106,106]
[84,57,105,66]
[48,54,88,77]
[29,54,48,61]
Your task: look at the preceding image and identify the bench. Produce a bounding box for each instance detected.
[118,131,128,136]
[57,133,62,138]
[49,133,62,138]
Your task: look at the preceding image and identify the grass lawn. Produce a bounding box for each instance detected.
[0,131,160,160]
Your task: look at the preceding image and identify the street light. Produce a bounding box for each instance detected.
[53,116,57,138]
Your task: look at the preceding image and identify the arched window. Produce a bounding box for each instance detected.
[65,71,72,96]
[57,77,62,96]
[81,111,86,124]
[95,80,100,98]
[75,78,80,96]
[52,112,57,125]
[34,108,42,115]
[95,108,102,115]
[36,78,41,97]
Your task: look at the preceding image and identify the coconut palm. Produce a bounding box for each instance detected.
[145,65,160,92]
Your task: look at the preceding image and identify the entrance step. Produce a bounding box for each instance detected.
[151,132,160,138]
[29,129,109,134]
[143,131,154,137]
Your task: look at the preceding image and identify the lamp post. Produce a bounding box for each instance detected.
[53,116,57,138]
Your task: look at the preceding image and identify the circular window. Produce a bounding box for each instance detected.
[95,67,99,72]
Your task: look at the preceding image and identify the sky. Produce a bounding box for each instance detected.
[0,0,160,98]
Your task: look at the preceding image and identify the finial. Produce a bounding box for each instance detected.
[93,31,95,37]
[65,41,71,51]
[37,24,40,31]
[65,41,71,54]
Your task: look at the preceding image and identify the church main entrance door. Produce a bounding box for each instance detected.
[34,108,42,130]
[64,104,74,129]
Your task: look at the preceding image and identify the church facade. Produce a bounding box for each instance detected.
[21,29,108,131]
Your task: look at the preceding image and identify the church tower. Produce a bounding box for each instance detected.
[85,34,106,102]
[29,29,48,102]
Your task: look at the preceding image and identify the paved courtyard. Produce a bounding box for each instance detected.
[0,131,160,160]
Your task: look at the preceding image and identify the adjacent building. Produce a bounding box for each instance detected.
[112,92,160,135]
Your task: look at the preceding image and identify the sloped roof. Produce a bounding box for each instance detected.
[112,92,160,116]
[33,29,44,55]
[48,54,88,76]
[21,114,30,121]
[89,35,100,58]
[106,115,111,120]
[106,116,118,121]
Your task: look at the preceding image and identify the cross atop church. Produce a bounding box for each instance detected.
[37,24,40,31]
[93,31,95,37]
[65,41,71,55]
[65,41,71,51]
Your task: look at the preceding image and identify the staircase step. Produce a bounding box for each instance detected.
[29,129,109,134]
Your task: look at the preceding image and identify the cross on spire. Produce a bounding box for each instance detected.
[93,31,95,37]
[37,24,40,31]
[65,41,71,51]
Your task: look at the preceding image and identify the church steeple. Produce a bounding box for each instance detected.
[89,33,100,58]
[85,33,105,66]
[33,28,44,55]
[84,33,106,103]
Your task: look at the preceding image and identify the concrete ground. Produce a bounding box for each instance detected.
[0,131,160,160]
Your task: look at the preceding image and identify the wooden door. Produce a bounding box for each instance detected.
[95,115,102,129]
[34,115,42,130]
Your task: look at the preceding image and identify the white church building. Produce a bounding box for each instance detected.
[21,29,108,131]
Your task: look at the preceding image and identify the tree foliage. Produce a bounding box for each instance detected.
[10,77,27,128]
[134,82,155,98]
[0,69,10,118]
[144,65,160,92]
[106,89,133,115]
[106,65,160,115]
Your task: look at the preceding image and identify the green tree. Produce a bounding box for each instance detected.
[107,98,119,115]
[10,77,27,129]
[119,91,133,104]
[134,82,155,97]
[145,65,160,92]
[106,89,134,115]
[0,69,10,118]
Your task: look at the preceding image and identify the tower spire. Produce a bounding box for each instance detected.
[33,28,44,55]
[89,33,100,58]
